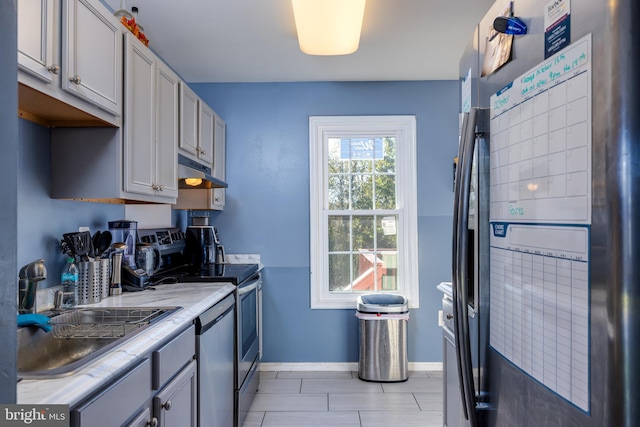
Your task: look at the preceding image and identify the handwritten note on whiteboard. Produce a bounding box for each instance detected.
[489,34,591,225]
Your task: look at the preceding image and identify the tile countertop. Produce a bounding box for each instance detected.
[17,282,236,406]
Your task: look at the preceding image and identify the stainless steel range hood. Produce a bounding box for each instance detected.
[178,154,227,189]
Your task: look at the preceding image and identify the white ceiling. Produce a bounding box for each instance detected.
[104,0,494,83]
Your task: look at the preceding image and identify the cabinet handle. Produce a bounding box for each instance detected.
[200,149,206,155]
[69,75,82,85]
[47,64,60,74]
[446,313,453,320]
[163,400,172,411]
[158,185,164,191]
[147,417,158,427]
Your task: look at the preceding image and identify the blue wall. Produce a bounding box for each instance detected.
[17,119,124,286]
[191,81,458,363]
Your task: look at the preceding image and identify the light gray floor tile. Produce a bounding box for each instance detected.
[414,392,444,411]
[329,392,420,411]
[251,393,328,412]
[408,371,429,378]
[259,378,302,393]
[260,371,278,379]
[381,377,442,393]
[241,411,265,427]
[277,371,353,379]
[360,410,443,427]
[262,411,361,426]
[426,370,443,380]
[302,378,383,394]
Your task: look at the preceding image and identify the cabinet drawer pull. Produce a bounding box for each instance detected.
[47,64,60,74]
[70,75,82,85]
[147,417,158,427]
[446,313,453,320]
[163,400,172,411]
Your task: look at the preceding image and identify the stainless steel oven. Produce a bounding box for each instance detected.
[137,227,262,427]
[235,273,261,427]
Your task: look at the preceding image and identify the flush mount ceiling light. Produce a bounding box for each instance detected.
[292,0,366,56]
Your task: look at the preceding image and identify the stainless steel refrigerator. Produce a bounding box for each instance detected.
[450,0,640,426]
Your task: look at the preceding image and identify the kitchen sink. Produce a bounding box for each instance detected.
[17,307,181,379]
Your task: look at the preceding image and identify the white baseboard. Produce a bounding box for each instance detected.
[259,362,443,372]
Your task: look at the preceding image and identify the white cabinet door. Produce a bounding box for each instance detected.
[155,61,180,199]
[211,114,226,210]
[18,0,58,83]
[124,33,156,197]
[62,0,122,115]
[198,101,215,166]
[179,83,199,159]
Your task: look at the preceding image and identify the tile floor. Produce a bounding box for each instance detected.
[242,370,443,427]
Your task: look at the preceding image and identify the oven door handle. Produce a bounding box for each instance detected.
[237,278,260,295]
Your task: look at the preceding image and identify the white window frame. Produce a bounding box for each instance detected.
[309,115,419,309]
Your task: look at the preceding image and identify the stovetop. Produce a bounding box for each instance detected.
[153,263,259,285]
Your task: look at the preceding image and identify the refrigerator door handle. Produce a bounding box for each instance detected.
[452,108,479,426]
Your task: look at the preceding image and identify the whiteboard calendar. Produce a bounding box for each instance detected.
[488,34,592,412]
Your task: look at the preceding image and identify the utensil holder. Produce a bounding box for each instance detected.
[78,259,110,304]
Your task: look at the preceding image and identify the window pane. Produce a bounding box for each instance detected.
[380,252,398,291]
[328,176,349,210]
[351,174,373,210]
[375,175,396,209]
[328,216,350,252]
[375,137,396,173]
[377,215,398,290]
[352,215,374,252]
[377,215,397,249]
[328,138,350,173]
[329,254,351,291]
[351,158,372,173]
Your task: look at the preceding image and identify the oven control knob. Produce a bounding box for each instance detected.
[163,400,172,411]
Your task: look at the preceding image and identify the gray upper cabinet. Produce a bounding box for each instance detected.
[155,61,180,199]
[123,32,178,202]
[18,0,57,84]
[211,113,226,210]
[179,82,216,168]
[18,0,122,127]
[197,101,215,166]
[61,0,122,116]
[179,83,200,161]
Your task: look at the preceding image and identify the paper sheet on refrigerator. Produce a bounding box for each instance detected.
[488,34,591,412]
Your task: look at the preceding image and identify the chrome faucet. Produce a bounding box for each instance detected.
[18,259,47,314]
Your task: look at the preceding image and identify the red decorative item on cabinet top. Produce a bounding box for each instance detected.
[120,16,149,47]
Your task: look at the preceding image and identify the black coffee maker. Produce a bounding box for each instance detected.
[185,226,222,269]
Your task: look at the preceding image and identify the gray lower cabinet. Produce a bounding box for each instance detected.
[71,358,152,427]
[154,360,197,427]
[71,325,196,427]
[127,407,153,427]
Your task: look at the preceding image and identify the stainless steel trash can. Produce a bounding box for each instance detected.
[356,294,409,382]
